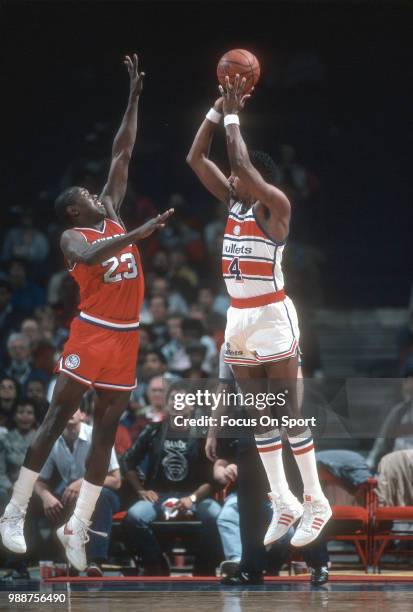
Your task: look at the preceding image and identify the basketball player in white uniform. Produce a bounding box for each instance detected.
[187,75,331,547]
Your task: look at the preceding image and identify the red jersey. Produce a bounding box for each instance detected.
[67,218,144,330]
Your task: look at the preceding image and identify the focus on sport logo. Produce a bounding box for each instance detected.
[64,354,80,370]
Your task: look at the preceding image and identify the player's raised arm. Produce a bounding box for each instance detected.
[221,75,290,221]
[186,97,231,204]
[61,209,174,267]
[100,54,145,220]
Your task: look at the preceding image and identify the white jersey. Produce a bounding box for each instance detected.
[222,201,286,299]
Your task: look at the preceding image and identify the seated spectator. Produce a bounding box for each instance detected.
[161,314,189,373]
[26,378,49,423]
[147,296,169,350]
[34,408,121,577]
[140,277,188,321]
[204,202,227,256]
[122,376,167,443]
[168,250,199,299]
[213,457,242,579]
[8,259,45,318]
[2,332,49,393]
[1,209,50,273]
[119,387,222,575]
[141,375,168,423]
[46,268,70,307]
[367,365,413,471]
[36,305,69,350]
[0,280,24,366]
[375,449,413,506]
[20,318,42,349]
[0,400,37,509]
[182,318,217,375]
[0,399,38,578]
[0,376,19,434]
[182,342,209,379]
[158,193,205,264]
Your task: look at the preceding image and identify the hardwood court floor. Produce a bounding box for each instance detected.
[2,582,413,612]
[2,590,413,612]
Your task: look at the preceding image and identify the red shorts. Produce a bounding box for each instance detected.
[56,317,139,391]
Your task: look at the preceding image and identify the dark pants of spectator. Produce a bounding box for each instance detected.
[237,436,329,574]
[123,492,222,575]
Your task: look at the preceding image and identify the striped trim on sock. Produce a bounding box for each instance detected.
[288,429,315,456]
[255,429,282,453]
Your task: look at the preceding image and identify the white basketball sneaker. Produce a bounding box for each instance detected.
[263,492,304,547]
[56,514,107,572]
[291,494,332,547]
[0,501,27,553]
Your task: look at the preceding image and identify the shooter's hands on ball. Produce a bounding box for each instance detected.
[134,208,174,240]
[124,53,145,97]
[213,96,224,113]
[219,74,253,115]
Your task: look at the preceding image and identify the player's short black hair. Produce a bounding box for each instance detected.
[249,150,279,185]
[54,187,82,225]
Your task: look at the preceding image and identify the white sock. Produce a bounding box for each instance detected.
[255,429,291,497]
[9,466,39,511]
[71,480,102,523]
[287,428,323,498]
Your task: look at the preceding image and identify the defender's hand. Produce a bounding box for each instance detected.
[134,208,174,240]
[219,74,252,115]
[124,53,145,97]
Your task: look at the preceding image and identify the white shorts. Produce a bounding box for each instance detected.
[224,296,300,365]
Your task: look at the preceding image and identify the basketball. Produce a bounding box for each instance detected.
[217,49,260,93]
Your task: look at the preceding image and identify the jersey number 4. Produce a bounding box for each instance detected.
[228,257,243,281]
[102,253,138,283]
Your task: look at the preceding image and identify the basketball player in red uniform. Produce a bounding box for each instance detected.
[187,75,331,548]
[0,54,173,570]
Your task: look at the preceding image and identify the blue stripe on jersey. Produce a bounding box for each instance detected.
[223,236,276,247]
[222,254,274,262]
[228,211,254,221]
[223,275,274,281]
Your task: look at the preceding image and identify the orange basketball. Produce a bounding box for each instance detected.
[217,49,260,93]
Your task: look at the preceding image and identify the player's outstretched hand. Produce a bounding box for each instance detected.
[219,74,253,115]
[134,208,175,240]
[124,53,145,97]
